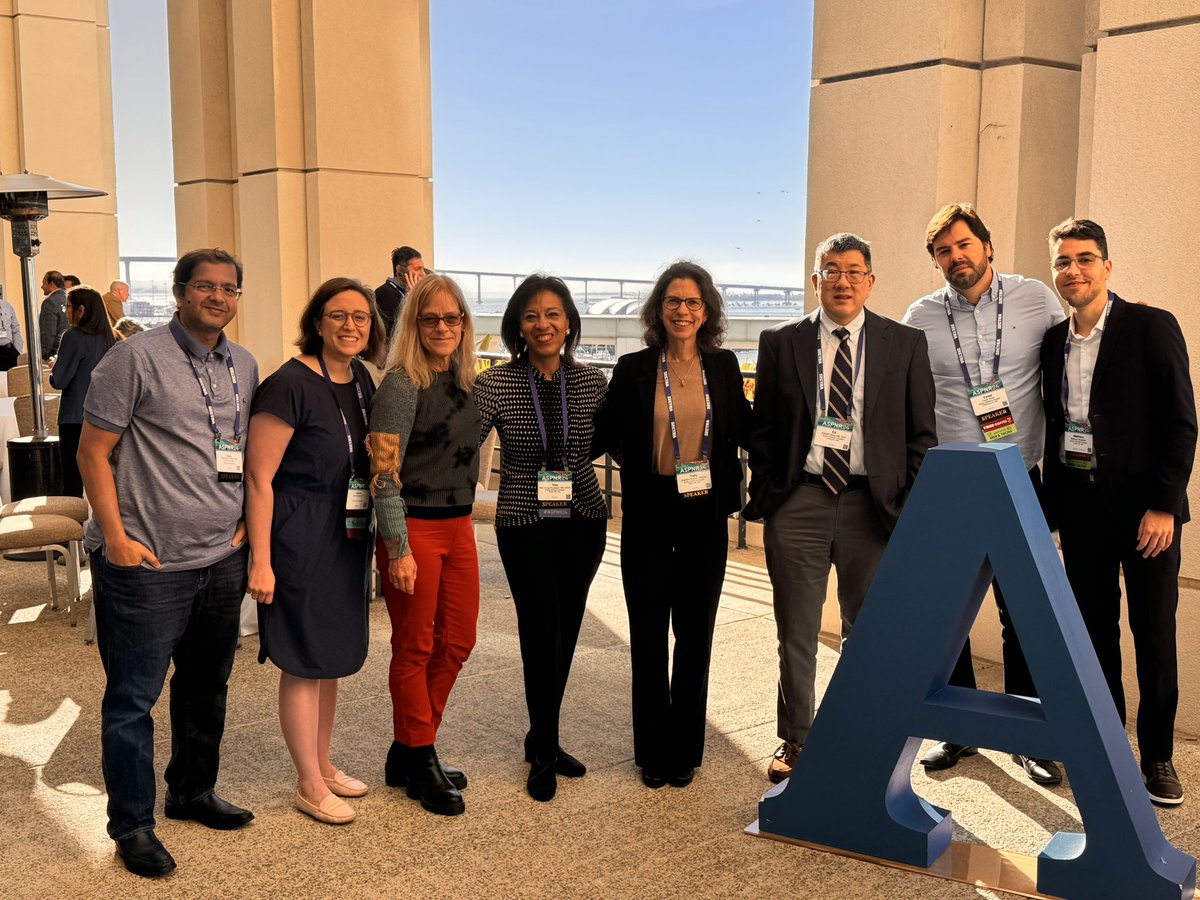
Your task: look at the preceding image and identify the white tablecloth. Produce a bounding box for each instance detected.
[0,396,17,504]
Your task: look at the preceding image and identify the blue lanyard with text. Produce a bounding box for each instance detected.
[660,351,712,461]
[815,325,865,419]
[317,355,369,476]
[169,319,241,441]
[943,275,1004,389]
[528,363,569,470]
[1061,295,1112,418]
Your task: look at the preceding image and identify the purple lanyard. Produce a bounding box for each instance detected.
[1061,295,1112,419]
[317,355,369,476]
[660,351,712,462]
[943,274,1005,388]
[528,363,569,470]
[169,318,241,441]
[815,325,865,420]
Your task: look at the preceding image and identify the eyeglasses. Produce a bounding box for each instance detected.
[663,297,704,311]
[322,311,372,327]
[816,269,870,284]
[1051,253,1105,273]
[417,313,464,329]
[182,280,242,299]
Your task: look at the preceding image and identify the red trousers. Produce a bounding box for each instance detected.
[376,516,479,747]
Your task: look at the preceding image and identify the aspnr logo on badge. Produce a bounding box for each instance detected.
[751,443,1195,900]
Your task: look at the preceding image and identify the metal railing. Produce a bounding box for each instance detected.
[477,350,758,549]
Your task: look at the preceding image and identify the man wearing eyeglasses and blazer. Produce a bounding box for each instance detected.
[745,232,937,784]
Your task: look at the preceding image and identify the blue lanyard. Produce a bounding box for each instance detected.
[528,363,569,470]
[169,319,241,441]
[943,274,1005,388]
[1061,295,1112,420]
[660,351,712,462]
[317,355,369,476]
[815,324,865,420]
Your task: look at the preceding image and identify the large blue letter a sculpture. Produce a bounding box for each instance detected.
[757,443,1195,900]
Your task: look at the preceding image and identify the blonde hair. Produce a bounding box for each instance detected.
[384,274,476,391]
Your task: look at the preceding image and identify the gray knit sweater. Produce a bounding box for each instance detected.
[367,366,481,556]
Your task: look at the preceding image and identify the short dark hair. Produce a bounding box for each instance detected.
[295,276,387,366]
[44,270,65,289]
[499,274,583,365]
[813,233,872,272]
[391,246,422,271]
[66,286,116,348]
[64,274,81,288]
[640,260,727,352]
[925,202,994,262]
[172,248,243,300]
[1048,217,1108,260]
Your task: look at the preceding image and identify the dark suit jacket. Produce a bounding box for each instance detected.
[1040,292,1197,527]
[595,346,752,519]
[374,278,406,338]
[744,308,938,530]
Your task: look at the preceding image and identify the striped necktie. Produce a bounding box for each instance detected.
[821,327,853,494]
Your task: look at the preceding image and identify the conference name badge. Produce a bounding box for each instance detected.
[1064,421,1096,470]
[968,380,1011,416]
[537,469,573,519]
[675,460,712,498]
[814,416,853,451]
[213,437,243,483]
[345,475,371,539]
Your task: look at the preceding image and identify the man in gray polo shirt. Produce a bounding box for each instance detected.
[78,248,259,878]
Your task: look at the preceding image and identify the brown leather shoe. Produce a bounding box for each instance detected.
[767,741,802,783]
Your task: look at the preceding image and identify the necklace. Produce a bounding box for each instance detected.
[667,355,698,387]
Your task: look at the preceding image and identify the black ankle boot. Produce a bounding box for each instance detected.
[523,732,587,778]
[527,756,557,802]
[406,745,466,816]
[386,740,469,790]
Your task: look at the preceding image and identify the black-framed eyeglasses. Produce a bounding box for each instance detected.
[181,280,242,299]
[663,296,704,311]
[322,311,372,327]
[816,269,869,285]
[417,313,463,329]
[1051,253,1105,273]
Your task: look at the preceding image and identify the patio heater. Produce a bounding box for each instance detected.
[0,172,107,499]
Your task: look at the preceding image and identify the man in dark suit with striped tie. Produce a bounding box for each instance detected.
[745,232,938,783]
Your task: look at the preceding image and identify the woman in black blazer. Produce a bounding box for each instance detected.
[596,260,752,789]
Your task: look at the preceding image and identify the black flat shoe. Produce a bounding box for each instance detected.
[919,742,978,771]
[115,830,176,878]
[527,758,558,802]
[668,767,695,788]
[163,792,254,830]
[641,768,668,789]
[386,740,468,790]
[405,745,465,816]
[523,733,586,777]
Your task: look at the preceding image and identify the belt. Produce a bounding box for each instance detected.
[798,471,869,491]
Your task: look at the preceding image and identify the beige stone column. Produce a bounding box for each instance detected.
[167,0,433,371]
[806,1,1083,319]
[1082,1,1200,733]
[0,0,119,335]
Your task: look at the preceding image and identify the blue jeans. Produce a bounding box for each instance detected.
[92,545,248,840]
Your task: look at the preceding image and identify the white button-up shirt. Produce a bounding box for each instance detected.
[1058,300,1110,461]
[804,308,866,476]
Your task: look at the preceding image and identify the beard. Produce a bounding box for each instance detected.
[947,258,988,293]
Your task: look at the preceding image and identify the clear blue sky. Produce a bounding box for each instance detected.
[110,0,812,286]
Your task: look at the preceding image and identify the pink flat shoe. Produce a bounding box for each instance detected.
[295,791,355,825]
[323,769,369,798]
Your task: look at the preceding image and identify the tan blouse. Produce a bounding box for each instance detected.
[652,361,708,475]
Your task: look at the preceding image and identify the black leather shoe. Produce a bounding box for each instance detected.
[668,767,695,788]
[641,768,668,789]
[526,757,558,802]
[115,830,176,877]
[405,745,466,816]
[919,742,978,770]
[386,740,468,790]
[523,733,587,778]
[1011,754,1063,785]
[163,792,254,830]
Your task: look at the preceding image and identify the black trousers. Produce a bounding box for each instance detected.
[948,465,1042,698]
[58,422,84,497]
[621,476,729,770]
[495,514,607,758]
[1058,479,1181,763]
